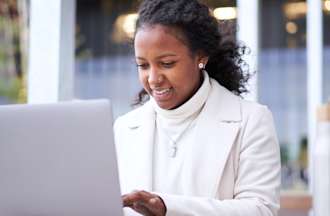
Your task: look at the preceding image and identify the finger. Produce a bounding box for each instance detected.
[132,202,154,216]
[149,198,158,205]
[146,197,166,215]
[135,191,163,212]
[122,194,133,207]
[122,192,144,206]
[122,200,132,207]
[134,193,166,215]
[122,191,166,215]
[122,190,153,207]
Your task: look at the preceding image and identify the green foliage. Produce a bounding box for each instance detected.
[0,0,27,103]
[280,144,290,165]
[0,75,26,103]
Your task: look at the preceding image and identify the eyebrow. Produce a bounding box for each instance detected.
[136,53,178,60]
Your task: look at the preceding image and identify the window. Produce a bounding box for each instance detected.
[74,0,326,192]
[323,1,330,102]
[259,0,309,190]
[75,0,140,118]
[75,0,236,118]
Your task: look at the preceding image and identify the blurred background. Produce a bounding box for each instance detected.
[0,0,329,215]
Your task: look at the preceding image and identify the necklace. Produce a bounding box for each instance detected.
[157,118,196,158]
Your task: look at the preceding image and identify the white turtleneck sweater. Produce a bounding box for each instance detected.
[151,71,211,193]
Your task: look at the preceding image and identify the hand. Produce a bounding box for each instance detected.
[122,190,167,216]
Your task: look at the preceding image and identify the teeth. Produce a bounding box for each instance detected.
[154,88,171,95]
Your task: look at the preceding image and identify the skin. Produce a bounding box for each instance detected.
[122,190,166,216]
[122,24,208,215]
[134,24,208,110]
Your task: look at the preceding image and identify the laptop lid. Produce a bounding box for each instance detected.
[0,99,123,216]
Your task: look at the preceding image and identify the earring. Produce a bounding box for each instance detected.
[198,63,204,70]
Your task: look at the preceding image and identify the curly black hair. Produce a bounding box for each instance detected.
[134,0,251,105]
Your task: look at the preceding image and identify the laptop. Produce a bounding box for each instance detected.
[0,100,123,216]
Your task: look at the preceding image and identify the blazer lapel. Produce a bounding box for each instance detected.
[182,81,242,197]
[119,81,242,197]
[119,102,156,193]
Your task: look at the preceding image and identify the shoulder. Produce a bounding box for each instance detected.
[209,78,273,123]
[240,99,272,121]
[235,96,278,151]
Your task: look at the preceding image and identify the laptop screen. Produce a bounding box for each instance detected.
[0,100,123,216]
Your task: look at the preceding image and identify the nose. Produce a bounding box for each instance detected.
[148,69,163,86]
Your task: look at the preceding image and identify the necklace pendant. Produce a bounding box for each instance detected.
[170,145,177,158]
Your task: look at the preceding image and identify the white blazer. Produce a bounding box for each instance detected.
[114,79,281,216]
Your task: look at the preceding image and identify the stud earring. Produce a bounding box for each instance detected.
[198,63,204,70]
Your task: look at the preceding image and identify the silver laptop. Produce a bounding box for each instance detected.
[0,100,123,216]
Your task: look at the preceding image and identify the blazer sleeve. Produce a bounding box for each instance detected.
[158,106,281,216]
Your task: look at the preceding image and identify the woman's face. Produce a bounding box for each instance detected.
[134,24,205,110]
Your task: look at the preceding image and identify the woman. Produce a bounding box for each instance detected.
[114,0,281,215]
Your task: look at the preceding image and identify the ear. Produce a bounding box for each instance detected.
[196,51,209,66]
[200,56,209,66]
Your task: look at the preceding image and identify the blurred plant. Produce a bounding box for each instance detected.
[0,76,23,100]
[0,0,28,104]
[75,24,93,59]
[298,136,308,184]
[280,143,290,165]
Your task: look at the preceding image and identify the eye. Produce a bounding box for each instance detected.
[161,61,176,68]
[136,63,149,70]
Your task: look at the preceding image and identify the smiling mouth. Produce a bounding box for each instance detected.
[153,88,172,95]
[152,88,173,100]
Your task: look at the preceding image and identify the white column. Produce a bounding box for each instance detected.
[237,0,259,101]
[28,0,76,103]
[307,0,323,203]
